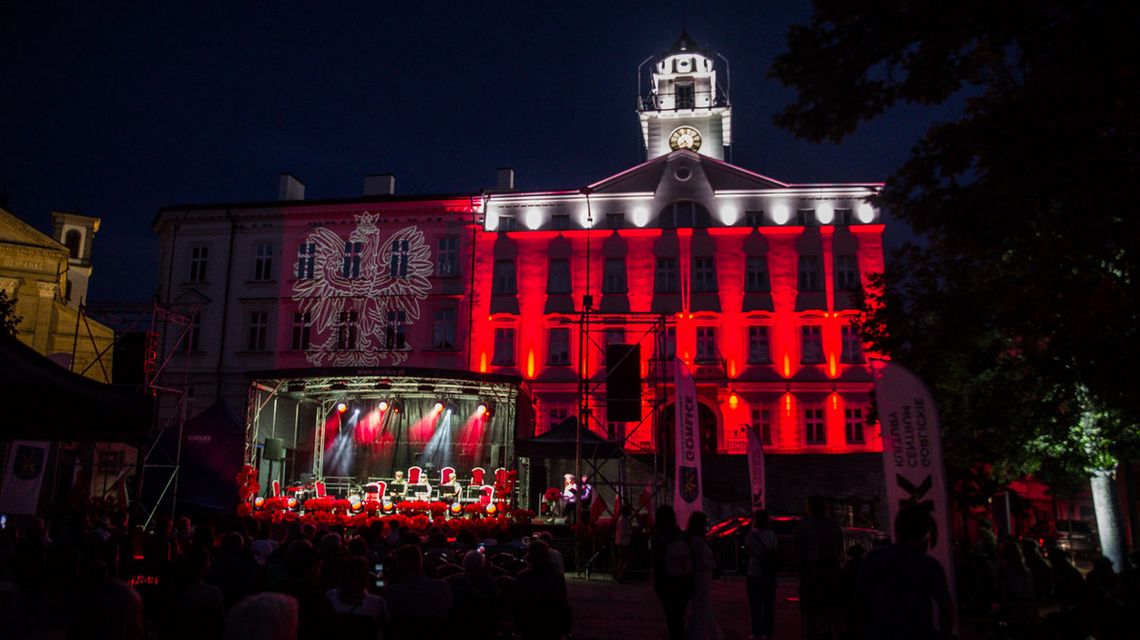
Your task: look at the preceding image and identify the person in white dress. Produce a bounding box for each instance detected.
[685,511,723,640]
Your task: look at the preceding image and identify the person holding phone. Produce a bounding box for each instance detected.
[325,555,390,637]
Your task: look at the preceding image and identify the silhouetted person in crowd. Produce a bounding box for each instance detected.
[225,592,298,640]
[795,495,843,639]
[1044,540,1084,606]
[209,531,260,610]
[326,555,389,639]
[163,544,224,640]
[857,503,955,640]
[281,539,335,640]
[652,505,694,640]
[1019,537,1052,602]
[745,509,779,640]
[446,550,501,640]
[68,578,144,640]
[685,511,722,640]
[1083,555,1124,639]
[614,505,634,582]
[515,539,570,640]
[995,538,1035,626]
[838,544,865,640]
[385,543,452,637]
[536,531,564,574]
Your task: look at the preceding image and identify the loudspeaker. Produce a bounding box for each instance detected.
[606,344,642,422]
[263,437,286,461]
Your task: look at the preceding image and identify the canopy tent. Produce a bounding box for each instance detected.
[0,332,152,442]
[515,416,625,460]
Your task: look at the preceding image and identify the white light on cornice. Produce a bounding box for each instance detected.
[524,209,543,230]
[816,203,835,225]
[856,203,876,223]
[718,205,739,225]
[632,206,649,228]
[771,203,791,225]
[485,211,500,231]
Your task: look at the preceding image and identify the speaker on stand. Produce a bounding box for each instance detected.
[264,437,286,490]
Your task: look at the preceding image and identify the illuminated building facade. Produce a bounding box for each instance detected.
[153,34,887,519]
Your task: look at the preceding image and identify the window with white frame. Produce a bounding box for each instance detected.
[384,310,406,350]
[834,209,852,226]
[296,242,315,280]
[548,328,571,365]
[336,310,358,351]
[189,246,208,282]
[655,257,678,293]
[432,308,456,350]
[253,242,273,281]
[752,407,773,446]
[343,241,363,279]
[696,326,717,362]
[498,215,517,232]
[389,238,410,277]
[437,236,458,277]
[492,327,515,365]
[835,254,860,291]
[801,325,824,364]
[692,256,717,292]
[662,326,677,360]
[603,258,627,294]
[745,210,765,227]
[547,259,571,294]
[748,325,771,364]
[805,406,826,445]
[845,407,865,444]
[798,255,822,291]
[797,209,817,226]
[493,260,516,295]
[247,311,268,351]
[291,311,311,351]
[841,325,864,363]
[745,255,769,292]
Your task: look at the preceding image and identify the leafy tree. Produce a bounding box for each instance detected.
[772,1,1140,564]
[0,289,20,337]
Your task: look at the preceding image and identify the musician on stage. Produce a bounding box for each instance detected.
[561,474,578,518]
[391,470,407,499]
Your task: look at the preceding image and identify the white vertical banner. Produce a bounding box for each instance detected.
[0,441,51,515]
[872,360,955,594]
[746,426,766,510]
[673,358,702,527]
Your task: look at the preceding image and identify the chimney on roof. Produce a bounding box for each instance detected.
[278,173,306,201]
[496,167,516,191]
[364,173,396,196]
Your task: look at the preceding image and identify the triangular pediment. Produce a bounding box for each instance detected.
[0,208,66,252]
[588,150,788,196]
[173,287,212,305]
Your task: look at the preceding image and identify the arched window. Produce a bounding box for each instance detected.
[657,201,711,229]
[64,230,81,259]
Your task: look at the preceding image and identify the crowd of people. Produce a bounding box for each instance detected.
[0,505,571,640]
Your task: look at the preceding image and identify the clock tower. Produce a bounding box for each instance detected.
[637,30,732,161]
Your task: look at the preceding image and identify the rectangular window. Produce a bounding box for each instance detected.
[437,236,459,277]
[801,325,823,364]
[493,260,517,295]
[745,210,765,227]
[834,209,852,226]
[551,214,571,230]
[675,83,695,109]
[189,246,208,282]
[752,408,773,446]
[432,308,456,350]
[662,326,677,360]
[835,255,859,291]
[603,258,627,294]
[343,241,363,279]
[745,256,769,292]
[291,311,311,351]
[253,242,273,281]
[498,215,517,232]
[548,328,571,365]
[841,325,864,363]
[296,243,315,280]
[604,328,626,362]
[748,326,771,364]
[798,209,817,226]
[805,407,826,445]
[655,257,678,293]
[692,257,717,293]
[384,310,406,350]
[247,311,268,352]
[696,326,717,362]
[389,238,410,277]
[798,255,822,291]
[492,327,516,365]
[185,311,201,351]
[336,310,358,351]
[547,259,571,294]
[605,212,624,229]
[845,407,865,444]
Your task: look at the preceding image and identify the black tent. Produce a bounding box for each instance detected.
[0,332,152,442]
[515,416,624,460]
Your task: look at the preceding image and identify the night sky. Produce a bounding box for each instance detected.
[2,1,950,302]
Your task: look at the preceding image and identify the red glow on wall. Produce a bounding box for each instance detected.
[479,352,488,373]
[526,349,536,379]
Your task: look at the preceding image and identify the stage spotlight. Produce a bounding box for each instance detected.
[382,501,395,513]
[353,408,361,416]
[350,498,363,512]
[392,401,402,414]
[433,401,444,412]
[287,497,298,509]
[475,403,487,416]
[337,402,348,414]
[378,400,389,412]
[485,503,497,515]
[449,502,463,516]
[253,496,265,509]
[480,400,496,418]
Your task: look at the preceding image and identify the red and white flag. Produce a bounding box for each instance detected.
[673,359,702,527]
[0,441,50,515]
[746,425,766,510]
[872,360,955,595]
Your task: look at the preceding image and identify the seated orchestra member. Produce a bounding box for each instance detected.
[390,470,407,498]
[442,474,462,501]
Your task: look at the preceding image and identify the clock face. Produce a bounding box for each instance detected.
[669,126,702,151]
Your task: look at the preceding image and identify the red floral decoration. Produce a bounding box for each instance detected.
[543,488,563,502]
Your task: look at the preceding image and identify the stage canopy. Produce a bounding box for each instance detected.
[0,332,152,442]
[515,416,625,460]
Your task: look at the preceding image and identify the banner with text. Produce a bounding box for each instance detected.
[0,441,51,515]
[673,359,702,527]
[873,360,955,594]
[746,426,766,510]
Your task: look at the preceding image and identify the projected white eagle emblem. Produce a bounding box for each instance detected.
[292,213,432,366]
